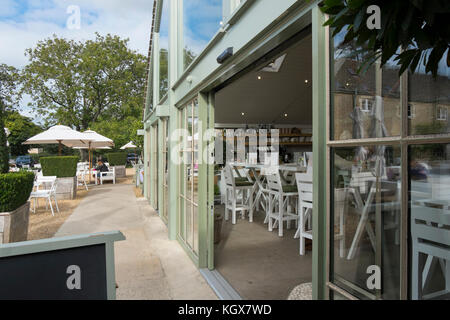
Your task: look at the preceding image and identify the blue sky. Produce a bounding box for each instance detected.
[0,0,154,121]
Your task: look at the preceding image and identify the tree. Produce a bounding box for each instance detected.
[0,64,19,173]
[21,33,147,131]
[4,111,42,156]
[321,0,450,77]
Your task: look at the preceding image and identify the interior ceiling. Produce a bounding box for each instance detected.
[215,34,312,125]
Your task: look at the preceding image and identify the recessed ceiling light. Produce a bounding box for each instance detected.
[305,80,309,84]
[257,76,262,80]
[284,113,288,117]
[241,112,245,116]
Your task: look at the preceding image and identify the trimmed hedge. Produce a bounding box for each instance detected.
[40,156,79,178]
[106,152,127,166]
[0,171,35,212]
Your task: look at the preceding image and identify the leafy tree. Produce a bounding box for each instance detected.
[0,64,20,173]
[321,0,450,77]
[21,33,147,130]
[4,111,42,156]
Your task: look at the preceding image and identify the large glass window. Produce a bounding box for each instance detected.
[331,30,400,140]
[182,0,223,71]
[331,146,401,300]
[179,99,199,254]
[408,54,450,135]
[329,28,450,300]
[409,143,450,300]
[159,0,170,100]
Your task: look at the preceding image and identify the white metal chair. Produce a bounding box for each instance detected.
[266,172,298,237]
[411,204,450,300]
[77,169,89,190]
[295,173,313,255]
[29,176,60,216]
[99,167,116,185]
[224,165,254,224]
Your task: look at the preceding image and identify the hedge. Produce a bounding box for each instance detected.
[0,171,35,212]
[40,156,79,178]
[106,152,127,166]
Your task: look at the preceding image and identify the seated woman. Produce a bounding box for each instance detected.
[93,158,109,184]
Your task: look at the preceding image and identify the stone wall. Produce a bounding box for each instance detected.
[0,202,30,244]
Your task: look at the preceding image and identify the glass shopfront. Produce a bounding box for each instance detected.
[328,28,450,300]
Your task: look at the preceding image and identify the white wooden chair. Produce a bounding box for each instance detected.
[99,167,116,185]
[224,165,254,224]
[295,173,313,255]
[29,176,60,216]
[266,172,298,237]
[411,204,450,300]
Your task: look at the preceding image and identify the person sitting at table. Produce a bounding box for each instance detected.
[93,158,109,183]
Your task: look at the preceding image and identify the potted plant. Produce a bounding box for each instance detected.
[0,171,34,243]
[106,152,127,178]
[40,156,78,200]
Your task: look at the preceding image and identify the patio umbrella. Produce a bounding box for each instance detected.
[120,141,137,150]
[64,130,114,184]
[370,96,389,177]
[23,125,92,156]
[349,106,368,161]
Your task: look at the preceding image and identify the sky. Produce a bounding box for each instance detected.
[0,0,154,121]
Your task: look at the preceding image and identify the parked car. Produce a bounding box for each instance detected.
[127,153,139,165]
[15,155,35,168]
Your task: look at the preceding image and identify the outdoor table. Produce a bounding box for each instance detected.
[228,162,306,214]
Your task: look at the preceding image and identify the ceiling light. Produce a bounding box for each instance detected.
[284,113,288,117]
[241,112,245,116]
[305,80,309,84]
[257,76,262,80]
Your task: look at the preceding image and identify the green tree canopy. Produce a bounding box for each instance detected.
[20,33,147,130]
[0,64,20,173]
[4,111,43,156]
[321,0,450,77]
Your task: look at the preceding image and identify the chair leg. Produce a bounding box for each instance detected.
[54,195,60,213]
[232,190,237,225]
[299,208,305,255]
[412,245,421,300]
[48,196,54,216]
[268,194,273,232]
[224,188,229,221]
[278,194,284,237]
[249,189,254,223]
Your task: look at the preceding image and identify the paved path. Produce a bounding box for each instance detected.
[56,183,217,300]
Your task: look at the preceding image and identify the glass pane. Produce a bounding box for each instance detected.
[331,145,401,299]
[331,29,400,140]
[409,144,450,300]
[193,205,199,254]
[183,0,223,70]
[186,201,193,248]
[159,0,169,99]
[408,53,450,135]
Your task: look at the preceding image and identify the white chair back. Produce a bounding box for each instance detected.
[296,173,313,203]
[266,173,283,193]
[36,176,57,192]
[224,165,235,188]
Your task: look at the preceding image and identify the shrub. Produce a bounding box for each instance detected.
[0,171,35,212]
[106,152,127,166]
[40,156,79,178]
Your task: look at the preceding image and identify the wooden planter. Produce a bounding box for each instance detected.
[113,165,126,178]
[55,176,77,200]
[0,201,31,244]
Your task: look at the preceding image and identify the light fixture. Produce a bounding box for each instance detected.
[257,76,262,80]
[304,80,309,84]
[241,112,245,116]
[284,113,288,117]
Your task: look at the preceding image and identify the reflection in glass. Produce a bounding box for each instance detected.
[183,0,223,70]
[331,145,401,299]
[409,144,450,300]
[408,53,450,135]
[331,29,400,140]
[159,0,169,99]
